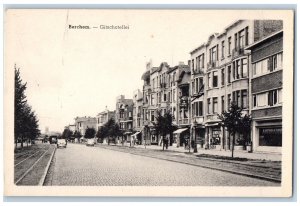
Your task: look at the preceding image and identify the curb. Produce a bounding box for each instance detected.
[97,145,281,183]
[38,146,56,186]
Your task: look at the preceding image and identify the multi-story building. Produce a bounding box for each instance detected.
[173,63,191,147]
[115,95,133,142]
[65,124,76,133]
[245,30,283,153]
[132,89,143,144]
[189,20,283,151]
[74,116,97,137]
[141,61,190,146]
[96,107,115,131]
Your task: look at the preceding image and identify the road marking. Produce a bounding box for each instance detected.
[14,150,41,167]
[15,147,50,185]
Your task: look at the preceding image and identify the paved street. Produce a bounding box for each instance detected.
[45,143,279,186]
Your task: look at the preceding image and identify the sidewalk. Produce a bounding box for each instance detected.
[117,142,281,161]
[95,143,281,183]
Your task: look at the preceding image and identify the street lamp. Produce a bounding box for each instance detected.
[193,119,198,153]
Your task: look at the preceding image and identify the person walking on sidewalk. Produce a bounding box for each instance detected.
[162,135,169,150]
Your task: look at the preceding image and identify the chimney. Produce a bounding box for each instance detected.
[179,61,184,66]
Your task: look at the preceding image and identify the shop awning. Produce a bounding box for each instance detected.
[132,131,141,136]
[173,128,188,134]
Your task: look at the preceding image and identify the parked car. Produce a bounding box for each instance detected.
[86,138,95,146]
[57,138,67,148]
[49,136,58,144]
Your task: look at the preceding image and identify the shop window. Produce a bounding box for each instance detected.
[259,127,282,146]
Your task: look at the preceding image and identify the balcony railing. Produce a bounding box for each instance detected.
[232,47,245,59]
[178,118,189,125]
[160,82,167,88]
[207,61,216,69]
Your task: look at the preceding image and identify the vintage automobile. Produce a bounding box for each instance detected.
[57,138,67,148]
[86,138,95,146]
[49,136,58,144]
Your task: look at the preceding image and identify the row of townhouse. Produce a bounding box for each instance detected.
[68,19,283,154]
[139,19,283,153]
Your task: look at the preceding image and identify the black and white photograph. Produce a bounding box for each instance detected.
[4,9,294,197]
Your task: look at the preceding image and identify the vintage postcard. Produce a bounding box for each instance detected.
[4,9,294,197]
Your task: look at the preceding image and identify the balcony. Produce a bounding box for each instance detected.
[232,47,245,59]
[178,118,190,125]
[160,82,167,88]
[193,68,205,75]
[207,61,216,69]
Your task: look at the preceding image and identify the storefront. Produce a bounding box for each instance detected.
[173,128,189,147]
[205,123,222,150]
[252,119,282,153]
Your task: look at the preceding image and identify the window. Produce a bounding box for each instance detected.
[193,101,203,116]
[201,54,205,69]
[164,93,167,102]
[242,58,248,78]
[151,111,155,121]
[232,62,235,80]
[239,30,245,48]
[228,37,232,55]
[213,71,218,87]
[221,41,225,58]
[268,90,278,106]
[253,52,283,77]
[192,59,194,71]
[221,68,225,86]
[213,97,218,114]
[210,46,217,63]
[259,127,282,146]
[236,59,241,79]
[151,94,154,105]
[221,96,225,112]
[207,98,211,114]
[253,93,267,107]
[241,90,248,109]
[227,65,231,83]
[195,77,203,93]
[129,112,132,118]
[173,89,175,102]
[278,89,282,103]
[195,78,198,93]
[207,73,211,88]
[236,91,240,107]
[228,94,231,109]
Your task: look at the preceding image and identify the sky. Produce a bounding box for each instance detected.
[6,9,250,132]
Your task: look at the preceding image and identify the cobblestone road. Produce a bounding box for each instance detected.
[46,143,279,186]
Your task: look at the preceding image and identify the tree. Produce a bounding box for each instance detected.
[154,110,175,150]
[96,118,122,145]
[74,130,82,143]
[84,127,96,139]
[14,65,40,148]
[96,126,107,143]
[218,102,252,158]
[62,128,73,141]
